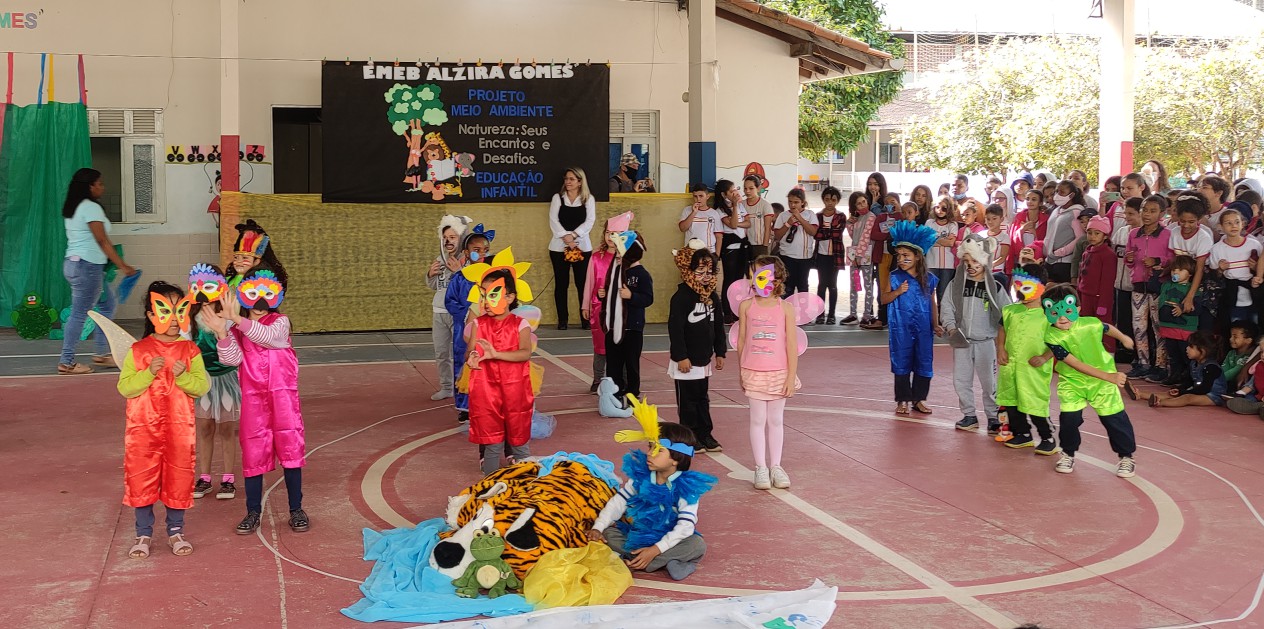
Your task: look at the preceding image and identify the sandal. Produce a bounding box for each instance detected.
[167,533,193,556]
[912,402,933,414]
[1124,381,1139,401]
[1148,394,1161,407]
[129,535,151,559]
[895,402,910,415]
[92,355,117,368]
[289,509,310,533]
[57,362,93,375]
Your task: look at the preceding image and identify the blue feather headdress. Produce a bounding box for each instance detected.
[889,220,940,256]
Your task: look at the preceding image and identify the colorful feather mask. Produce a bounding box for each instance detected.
[188,263,227,303]
[889,220,940,256]
[237,270,284,310]
[1012,270,1045,303]
[613,394,693,457]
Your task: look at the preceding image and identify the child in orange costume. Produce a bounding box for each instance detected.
[116,282,210,558]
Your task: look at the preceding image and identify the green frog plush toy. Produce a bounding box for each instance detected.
[452,523,522,599]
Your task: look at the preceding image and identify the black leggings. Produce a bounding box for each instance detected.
[1005,409,1052,440]
[894,373,932,402]
[1059,409,1135,458]
[814,254,840,317]
[780,256,812,295]
[245,467,303,514]
[605,330,644,399]
[549,250,590,325]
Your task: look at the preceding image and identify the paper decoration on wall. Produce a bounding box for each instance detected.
[10,292,57,340]
[166,144,266,163]
[743,161,770,194]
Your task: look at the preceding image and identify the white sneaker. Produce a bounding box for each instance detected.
[431,390,454,401]
[1055,453,1075,474]
[1116,456,1136,478]
[753,466,771,490]
[770,466,791,489]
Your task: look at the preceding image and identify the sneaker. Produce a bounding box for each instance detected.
[1144,369,1169,383]
[825,316,836,325]
[216,482,236,500]
[192,478,213,499]
[1116,457,1136,478]
[1126,365,1152,379]
[1034,439,1060,456]
[1055,453,1076,474]
[589,382,599,394]
[814,315,825,325]
[770,466,791,489]
[236,511,261,535]
[289,509,311,532]
[457,411,469,424]
[701,438,723,453]
[955,416,980,431]
[430,390,454,401]
[986,420,1001,435]
[1005,435,1035,449]
[1234,398,1264,415]
[1160,374,1183,387]
[840,315,858,325]
[753,466,771,490]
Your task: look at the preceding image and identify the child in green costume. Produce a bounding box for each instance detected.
[995,264,1058,455]
[1030,284,1140,478]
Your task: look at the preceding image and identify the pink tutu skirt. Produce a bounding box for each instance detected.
[741,368,800,401]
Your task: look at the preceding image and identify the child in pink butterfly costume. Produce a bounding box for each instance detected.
[731,255,823,491]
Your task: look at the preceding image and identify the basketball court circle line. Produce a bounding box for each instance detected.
[219,354,1264,628]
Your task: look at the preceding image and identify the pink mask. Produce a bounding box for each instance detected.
[753,264,775,297]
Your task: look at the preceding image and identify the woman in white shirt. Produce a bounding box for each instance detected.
[547,168,597,330]
[58,168,136,374]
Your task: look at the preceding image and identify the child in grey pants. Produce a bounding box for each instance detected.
[425,216,472,401]
[940,233,1012,434]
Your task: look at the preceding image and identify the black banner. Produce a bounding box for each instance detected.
[322,61,610,204]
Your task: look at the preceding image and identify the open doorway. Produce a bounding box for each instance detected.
[272,107,322,193]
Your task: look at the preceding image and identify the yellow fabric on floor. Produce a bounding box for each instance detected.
[522,542,633,608]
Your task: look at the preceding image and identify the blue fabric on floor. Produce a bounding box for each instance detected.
[535,451,621,490]
[341,518,532,623]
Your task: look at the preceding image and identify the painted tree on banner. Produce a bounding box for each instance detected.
[386,83,449,191]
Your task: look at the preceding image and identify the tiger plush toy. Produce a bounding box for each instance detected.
[430,458,617,581]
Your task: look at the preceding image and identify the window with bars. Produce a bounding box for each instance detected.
[609,110,658,190]
[879,143,902,165]
[88,109,165,223]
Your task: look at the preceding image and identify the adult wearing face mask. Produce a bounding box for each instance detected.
[610,153,655,193]
[1068,170,1099,211]
[1043,179,1088,283]
[951,174,970,203]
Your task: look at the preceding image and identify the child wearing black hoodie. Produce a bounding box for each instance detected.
[668,243,727,452]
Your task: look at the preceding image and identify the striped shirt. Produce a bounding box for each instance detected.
[216,316,292,366]
[591,476,701,553]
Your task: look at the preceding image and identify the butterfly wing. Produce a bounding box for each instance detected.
[726,279,753,315]
[786,293,826,326]
[88,311,138,367]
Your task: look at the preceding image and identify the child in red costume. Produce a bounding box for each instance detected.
[463,249,537,475]
[117,282,210,559]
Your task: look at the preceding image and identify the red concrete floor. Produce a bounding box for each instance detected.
[4,344,1264,628]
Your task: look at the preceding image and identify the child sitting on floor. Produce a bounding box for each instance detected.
[588,397,716,582]
[1149,330,1227,408]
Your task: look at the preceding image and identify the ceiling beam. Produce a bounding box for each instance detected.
[790,42,817,58]
[717,4,881,71]
[716,10,803,45]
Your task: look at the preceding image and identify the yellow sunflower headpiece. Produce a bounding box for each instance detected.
[463,247,533,305]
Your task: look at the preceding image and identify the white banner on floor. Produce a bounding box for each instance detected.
[423,581,838,629]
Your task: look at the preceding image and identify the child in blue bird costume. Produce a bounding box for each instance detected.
[445,224,494,424]
[881,219,945,415]
[588,394,717,581]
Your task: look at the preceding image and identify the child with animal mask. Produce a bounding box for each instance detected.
[445,224,495,424]
[941,234,1012,435]
[881,221,945,415]
[208,268,309,535]
[996,265,1059,454]
[462,253,535,475]
[426,215,472,401]
[1029,284,1138,477]
[668,242,726,454]
[115,281,210,558]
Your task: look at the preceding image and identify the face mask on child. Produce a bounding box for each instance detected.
[1053,193,1071,206]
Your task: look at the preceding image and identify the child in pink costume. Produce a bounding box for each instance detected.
[582,211,633,393]
[737,255,800,491]
[211,270,308,535]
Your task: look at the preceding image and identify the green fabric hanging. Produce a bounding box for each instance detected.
[0,102,92,326]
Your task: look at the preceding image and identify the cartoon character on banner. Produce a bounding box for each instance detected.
[743,162,770,196]
[419,132,476,200]
[11,292,58,340]
[207,169,222,226]
[725,263,825,353]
